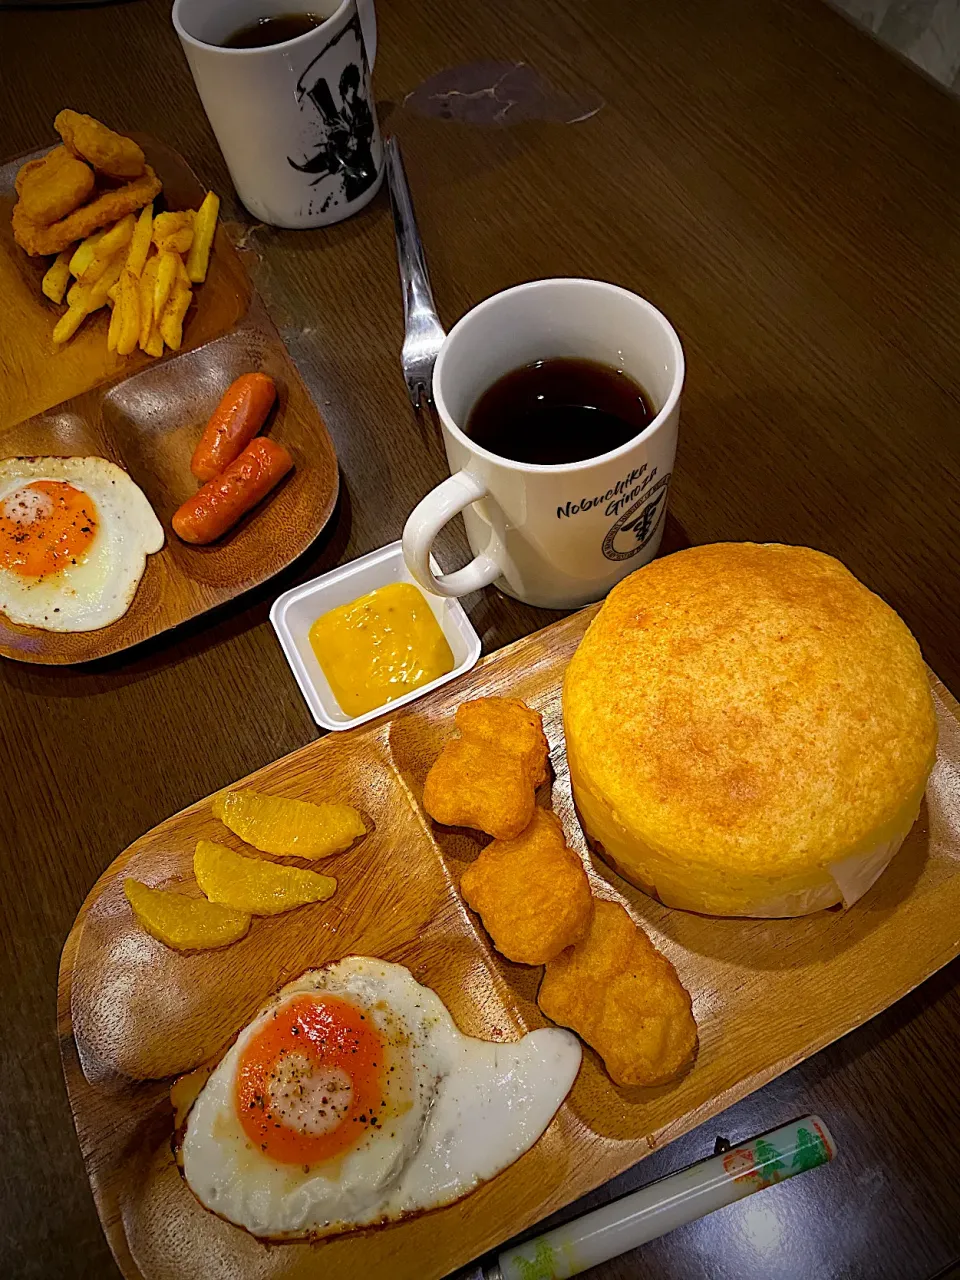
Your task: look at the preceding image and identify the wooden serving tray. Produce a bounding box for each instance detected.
[0,139,338,664]
[58,608,960,1280]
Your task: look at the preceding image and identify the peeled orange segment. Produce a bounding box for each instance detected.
[123,878,250,951]
[194,840,337,916]
[211,789,365,858]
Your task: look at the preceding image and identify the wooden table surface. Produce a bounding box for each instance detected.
[2,0,959,1277]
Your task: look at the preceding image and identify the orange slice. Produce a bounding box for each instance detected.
[194,840,337,915]
[212,789,365,859]
[123,878,250,951]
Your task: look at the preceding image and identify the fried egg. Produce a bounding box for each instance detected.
[0,456,163,632]
[180,957,581,1238]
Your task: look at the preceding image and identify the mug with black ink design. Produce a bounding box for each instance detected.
[173,0,383,228]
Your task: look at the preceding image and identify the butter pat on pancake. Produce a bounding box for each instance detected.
[563,543,938,917]
[194,840,336,915]
[422,697,550,839]
[460,808,593,964]
[538,900,698,1087]
[212,789,365,858]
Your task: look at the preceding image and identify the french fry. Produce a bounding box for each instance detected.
[107,295,120,353]
[152,210,194,255]
[66,256,124,319]
[68,228,107,279]
[88,256,125,310]
[116,269,140,357]
[41,249,74,304]
[145,324,164,358]
[126,203,154,277]
[153,250,179,324]
[159,276,193,351]
[138,256,159,350]
[66,276,98,307]
[185,190,218,284]
[112,272,129,354]
[77,214,135,284]
[52,304,88,346]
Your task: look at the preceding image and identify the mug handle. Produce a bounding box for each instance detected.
[357,0,377,68]
[403,471,501,597]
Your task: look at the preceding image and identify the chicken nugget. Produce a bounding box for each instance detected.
[460,808,593,964]
[422,697,550,839]
[12,167,162,256]
[55,109,145,180]
[538,900,698,1086]
[14,157,42,196]
[423,738,536,840]
[14,146,94,227]
[455,697,550,786]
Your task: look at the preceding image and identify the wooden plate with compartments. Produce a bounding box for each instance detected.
[58,606,960,1280]
[0,137,338,664]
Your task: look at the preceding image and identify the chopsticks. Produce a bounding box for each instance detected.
[475,1115,836,1280]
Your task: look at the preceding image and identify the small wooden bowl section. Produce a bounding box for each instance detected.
[58,608,960,1280]
[0,138,338,664]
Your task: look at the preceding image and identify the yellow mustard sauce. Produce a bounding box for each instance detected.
[309,581,455,716]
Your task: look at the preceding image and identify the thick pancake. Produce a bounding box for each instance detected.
[563,543,937,916]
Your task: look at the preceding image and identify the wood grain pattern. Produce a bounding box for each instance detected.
[2,0,960,1277]
[58,609,960,1280]
[0,142,338,664]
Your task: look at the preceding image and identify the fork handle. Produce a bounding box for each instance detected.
[385,137,442,335]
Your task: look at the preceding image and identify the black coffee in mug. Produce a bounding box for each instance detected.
[464,357,654,466]
[221,13,322,48]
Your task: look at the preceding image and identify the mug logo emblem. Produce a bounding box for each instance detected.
[601,473,671,561]
[289,13,379,216]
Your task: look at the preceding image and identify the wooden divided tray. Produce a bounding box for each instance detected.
[58,608,960,1280]
[0,138,338,664]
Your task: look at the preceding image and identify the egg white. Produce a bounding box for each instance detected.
[180,957,581,1239]
[0,456,163,632]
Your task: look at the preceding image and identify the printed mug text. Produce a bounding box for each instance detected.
[556,463,658,520]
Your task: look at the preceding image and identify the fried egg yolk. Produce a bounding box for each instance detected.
[0,480,97,578]
[235,994,386,1167]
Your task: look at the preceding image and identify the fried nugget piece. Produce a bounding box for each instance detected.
[460,808,593,964]
[424,739,535,839]
[422,697,550,839]
[14,146,94,227]
[55,109,145,180]
[12,166,162,256]
[538,900,698,1086]
[455,697,550,786]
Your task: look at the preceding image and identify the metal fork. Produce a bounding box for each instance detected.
[385,136,446,411]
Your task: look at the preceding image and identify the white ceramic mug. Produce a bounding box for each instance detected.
[402,279,684,610]
[172,0,383,228]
